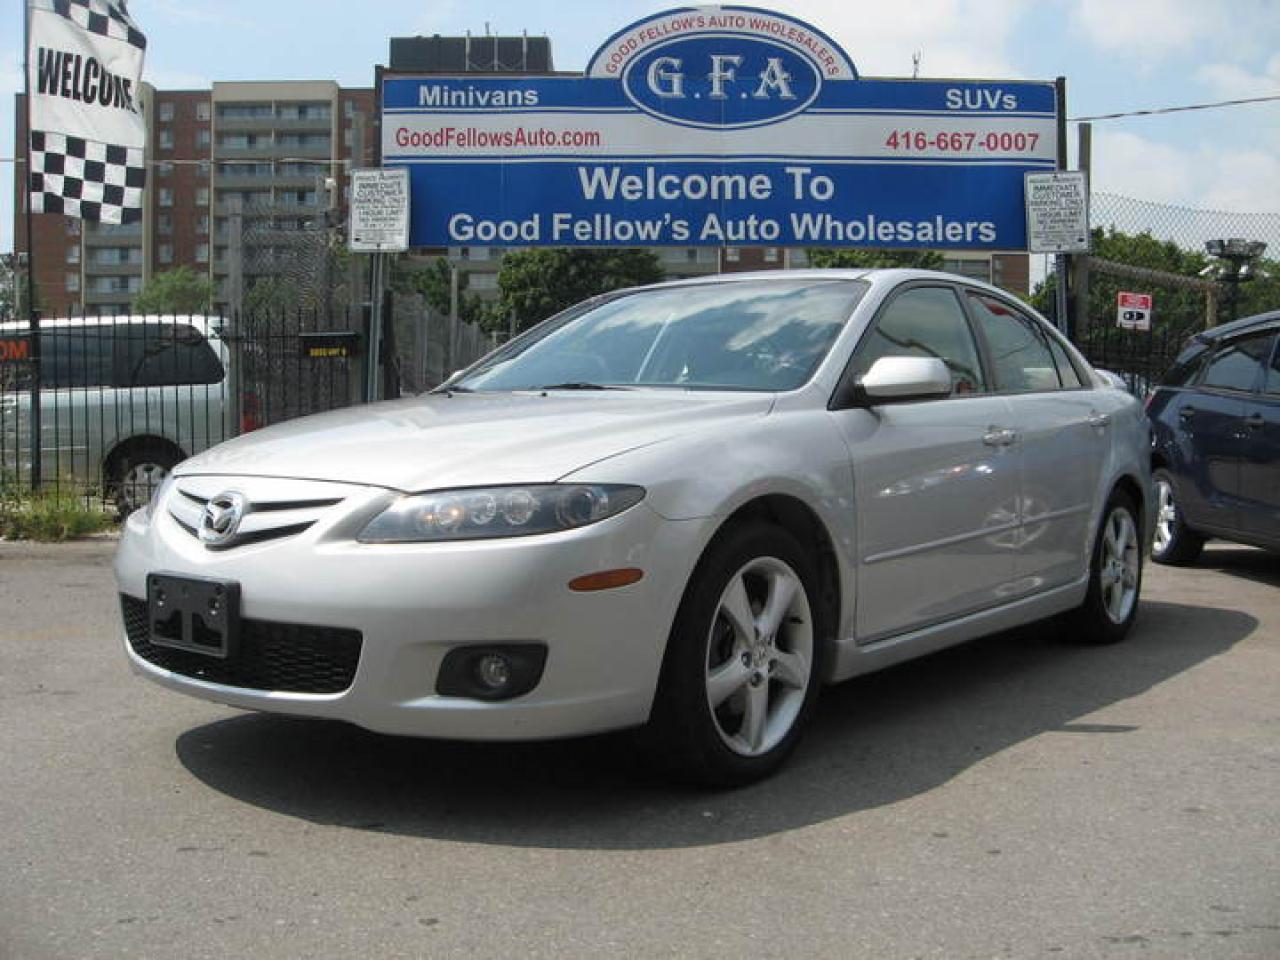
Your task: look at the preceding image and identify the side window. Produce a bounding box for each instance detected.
[1264,336,1280,396]
[1200,332,1272,393]
[852,287,987,395]
[968,293,1061,392]
[114,324,224,387]
[1046,336,1084,388]
[40,328,114,389]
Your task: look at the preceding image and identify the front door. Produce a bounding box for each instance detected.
[831,284,1019,643]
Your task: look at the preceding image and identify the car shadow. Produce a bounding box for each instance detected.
[1192,545,1280,588]
[176,599,1254,850]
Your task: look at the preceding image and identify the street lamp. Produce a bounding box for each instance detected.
[1204,238,1268,323]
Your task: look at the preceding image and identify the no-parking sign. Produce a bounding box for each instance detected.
[1117,291,1153,331]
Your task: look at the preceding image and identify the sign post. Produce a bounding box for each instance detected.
[348,168,409,402]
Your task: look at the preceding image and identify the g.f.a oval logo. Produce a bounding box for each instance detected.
[622,35,821,129]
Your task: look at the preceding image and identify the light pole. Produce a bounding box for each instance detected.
[1204,238,1267,324]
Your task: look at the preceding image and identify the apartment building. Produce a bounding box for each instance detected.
[13,81,375,317]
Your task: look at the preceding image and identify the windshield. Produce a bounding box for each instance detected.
[455,279,868,392]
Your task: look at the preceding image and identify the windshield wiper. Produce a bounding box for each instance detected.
[535,382,630,391]
[429,384,474,395]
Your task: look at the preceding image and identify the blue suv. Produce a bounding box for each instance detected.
[1147,310,1280,563]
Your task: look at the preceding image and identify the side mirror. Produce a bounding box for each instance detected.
[857,356,952,404]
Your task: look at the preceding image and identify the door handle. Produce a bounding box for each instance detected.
[1244,413,1265,430]
[983,427,1018,447]
[1087,411,1112,428]
[1179,406,1197,420]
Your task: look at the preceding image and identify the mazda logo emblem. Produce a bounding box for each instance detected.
[199,491,247,547]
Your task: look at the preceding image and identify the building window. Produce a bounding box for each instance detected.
[197,215,210,234]
[763,248,779,263]
[196,187,209,206]
[195,243,209,263]
[197,129,211,149]
[198,160,211,177]
[158,102,174,121]
[66,271,80,292]
[344,100,355,118]
[158,187,173,207]
[157,161,173,177]
[343,128,353,147]
[196,100,211,121]
[158,244,173,265]
[66,218,80,236]
[66,246,80,264]
[157,213,172,234]
[158,128,173,149]
[724,247,740,262]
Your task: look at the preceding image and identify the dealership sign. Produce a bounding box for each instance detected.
[382,6,1058,249]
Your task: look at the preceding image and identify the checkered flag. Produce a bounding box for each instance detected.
[27,0,148,224]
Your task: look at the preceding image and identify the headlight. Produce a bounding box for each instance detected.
[357,484,646,543]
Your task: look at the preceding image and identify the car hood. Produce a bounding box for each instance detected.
[177,390,775,491]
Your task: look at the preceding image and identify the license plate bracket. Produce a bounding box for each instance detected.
[147,573,240,659]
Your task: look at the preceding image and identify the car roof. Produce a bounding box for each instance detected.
[618,267,1024,300]
[1195,309,1280,343]
[0,314,223,334]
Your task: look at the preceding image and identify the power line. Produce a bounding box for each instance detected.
[1070,93,1280,122]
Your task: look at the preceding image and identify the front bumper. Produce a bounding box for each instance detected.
[114,480,706,740]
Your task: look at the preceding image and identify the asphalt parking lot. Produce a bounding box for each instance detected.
[1,538,1276,960]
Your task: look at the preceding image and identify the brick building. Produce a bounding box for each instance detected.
[13,81,375,317]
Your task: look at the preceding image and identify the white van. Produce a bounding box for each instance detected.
[0,315,255,512]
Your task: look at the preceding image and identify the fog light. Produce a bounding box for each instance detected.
[436,643,548,701]
[475,653,512,690]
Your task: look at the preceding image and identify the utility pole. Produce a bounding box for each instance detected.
[1071,122,1092,343]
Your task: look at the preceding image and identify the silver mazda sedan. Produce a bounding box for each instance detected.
[116,269,1151,785]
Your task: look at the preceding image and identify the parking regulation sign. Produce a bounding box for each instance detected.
[1025,171,1089,253]
[349,168,410,253]
[1116,291,1153,331]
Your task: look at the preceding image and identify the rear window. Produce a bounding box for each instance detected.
[114,323,224,387]
[1160,340,1210,388]
[1200,332,1273,393]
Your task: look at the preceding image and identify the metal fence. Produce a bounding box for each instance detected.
[1069,193,1280,393]
[0,300,494,511]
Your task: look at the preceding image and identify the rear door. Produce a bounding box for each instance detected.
[1177,331,1272,533]
[1238,331,1280,546]
[965,291,1105,593]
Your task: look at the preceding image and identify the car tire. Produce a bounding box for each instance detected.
[112,443,180,517]
[640,521,826,787]
[1151,468,1205,565]
[1064,488,1144,645]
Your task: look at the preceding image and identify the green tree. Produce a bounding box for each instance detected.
[133,266,213,314]
[805,248,945,270]
[243,275,312,317]
[393,257,493,328]
[496,248,664,331]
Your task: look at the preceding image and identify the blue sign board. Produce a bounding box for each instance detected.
[382,6,1058,250]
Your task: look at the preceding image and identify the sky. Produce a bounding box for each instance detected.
[3,0,1279,254]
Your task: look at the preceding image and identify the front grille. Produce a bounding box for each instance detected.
[121,595,361,695]
[165,477,350,549]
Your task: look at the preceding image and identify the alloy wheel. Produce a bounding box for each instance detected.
[704,556,814,757]
[1099,506,1140,625]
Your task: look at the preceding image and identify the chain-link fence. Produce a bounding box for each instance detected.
[1064,193,1280,392]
